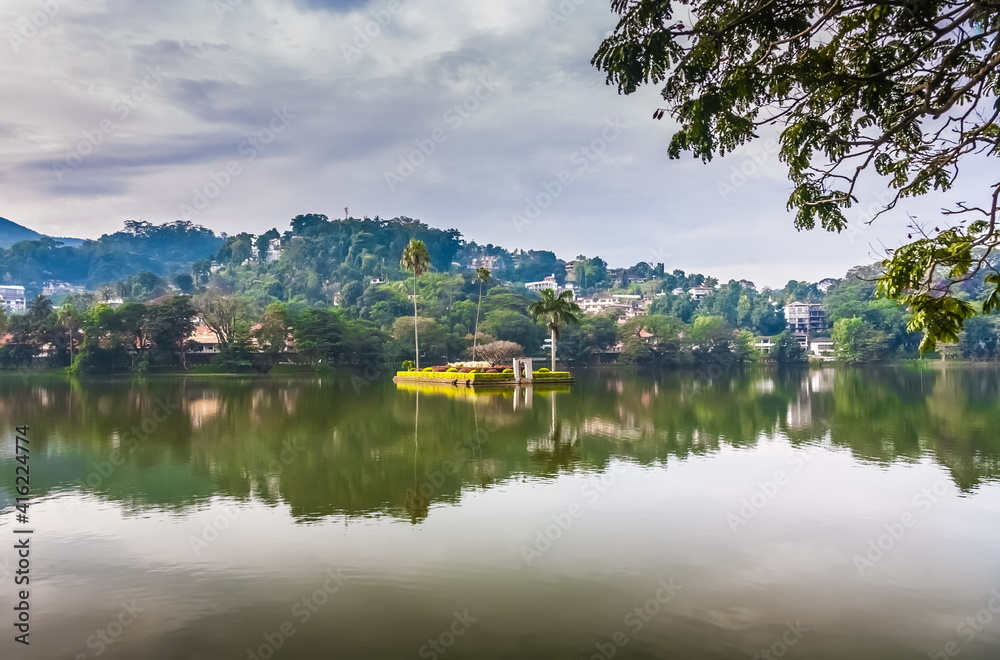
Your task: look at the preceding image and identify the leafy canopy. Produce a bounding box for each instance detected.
[593,0,1000,349]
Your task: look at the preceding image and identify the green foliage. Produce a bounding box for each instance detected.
[292,307,346,364]
[481,309,543,351]
[960,316,1000,360]
[594,0,1000,346]
[831,317,890,364]
[769,331,808,364]
[0,221,220,294]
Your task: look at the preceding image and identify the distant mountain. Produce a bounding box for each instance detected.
[0,217,84,248]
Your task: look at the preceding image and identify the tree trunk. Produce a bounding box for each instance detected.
[473,282,483,359]
[551,327,557,372]
[413,275,420,370]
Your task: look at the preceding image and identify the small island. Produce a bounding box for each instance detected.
[394,358,573,387]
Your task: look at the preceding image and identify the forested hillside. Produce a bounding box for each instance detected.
[2,213,999,372]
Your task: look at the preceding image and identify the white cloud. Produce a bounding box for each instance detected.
[0,0,933,285]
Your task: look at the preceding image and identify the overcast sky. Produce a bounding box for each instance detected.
[1,0,985,287]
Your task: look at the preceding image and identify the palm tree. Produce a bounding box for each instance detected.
[400,239,431,369]
[57,303,81,362]
[472,267,491,359]
[527,288,582,371]
[27,295,53,320]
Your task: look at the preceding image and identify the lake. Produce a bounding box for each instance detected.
[1,366,999,659]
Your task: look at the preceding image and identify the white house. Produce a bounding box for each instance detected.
[810,340,835,361]
[0,285,27,314]
[265,237,282,262]
[470,255,500,271]
[688,286,714,301]
[41,281,86,297]
[525,275,558,293]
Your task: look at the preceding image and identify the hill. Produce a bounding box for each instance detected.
[0,216,84,248]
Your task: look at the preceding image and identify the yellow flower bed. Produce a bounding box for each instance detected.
[394,371,572,381]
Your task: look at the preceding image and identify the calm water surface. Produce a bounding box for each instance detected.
[1,366,999,659]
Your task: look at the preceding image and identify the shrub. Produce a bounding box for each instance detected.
[485,368,499,373]
[401,360,416,371]
[422,367,433,372]
[470,340,524,365]
[537,367,550,373]
[446,367,458,372]
[431,365,448,372]
[502,368,513,374]
[469,369,479,373]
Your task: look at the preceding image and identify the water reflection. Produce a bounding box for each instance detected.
[1,366,999,523]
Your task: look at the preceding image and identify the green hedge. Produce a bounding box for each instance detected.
[533,371,572,380]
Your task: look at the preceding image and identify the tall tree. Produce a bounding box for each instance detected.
[147,296,197,369]
[255,303,290,363]
[400,239,431,369]
[27,295,53,320]
[593,0,1000,349]
[56,303,81,362]
[197,291,251,348]
[473,267,491,358]
[528,289,583,371]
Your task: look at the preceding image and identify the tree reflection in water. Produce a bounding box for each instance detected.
[2,365,998,522]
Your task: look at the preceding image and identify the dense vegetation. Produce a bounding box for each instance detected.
[2,214,1000,373]
[593,0,1000,350]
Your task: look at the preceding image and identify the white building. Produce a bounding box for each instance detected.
[525,275,558,293]
[0,285,27,314]
[265,237,282,262]
[576,292,646,322]
[688,286,714,301]
[470,256,500,272]
[810,340,835,361]
[41,281,86,297]
[784,301,828,334]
